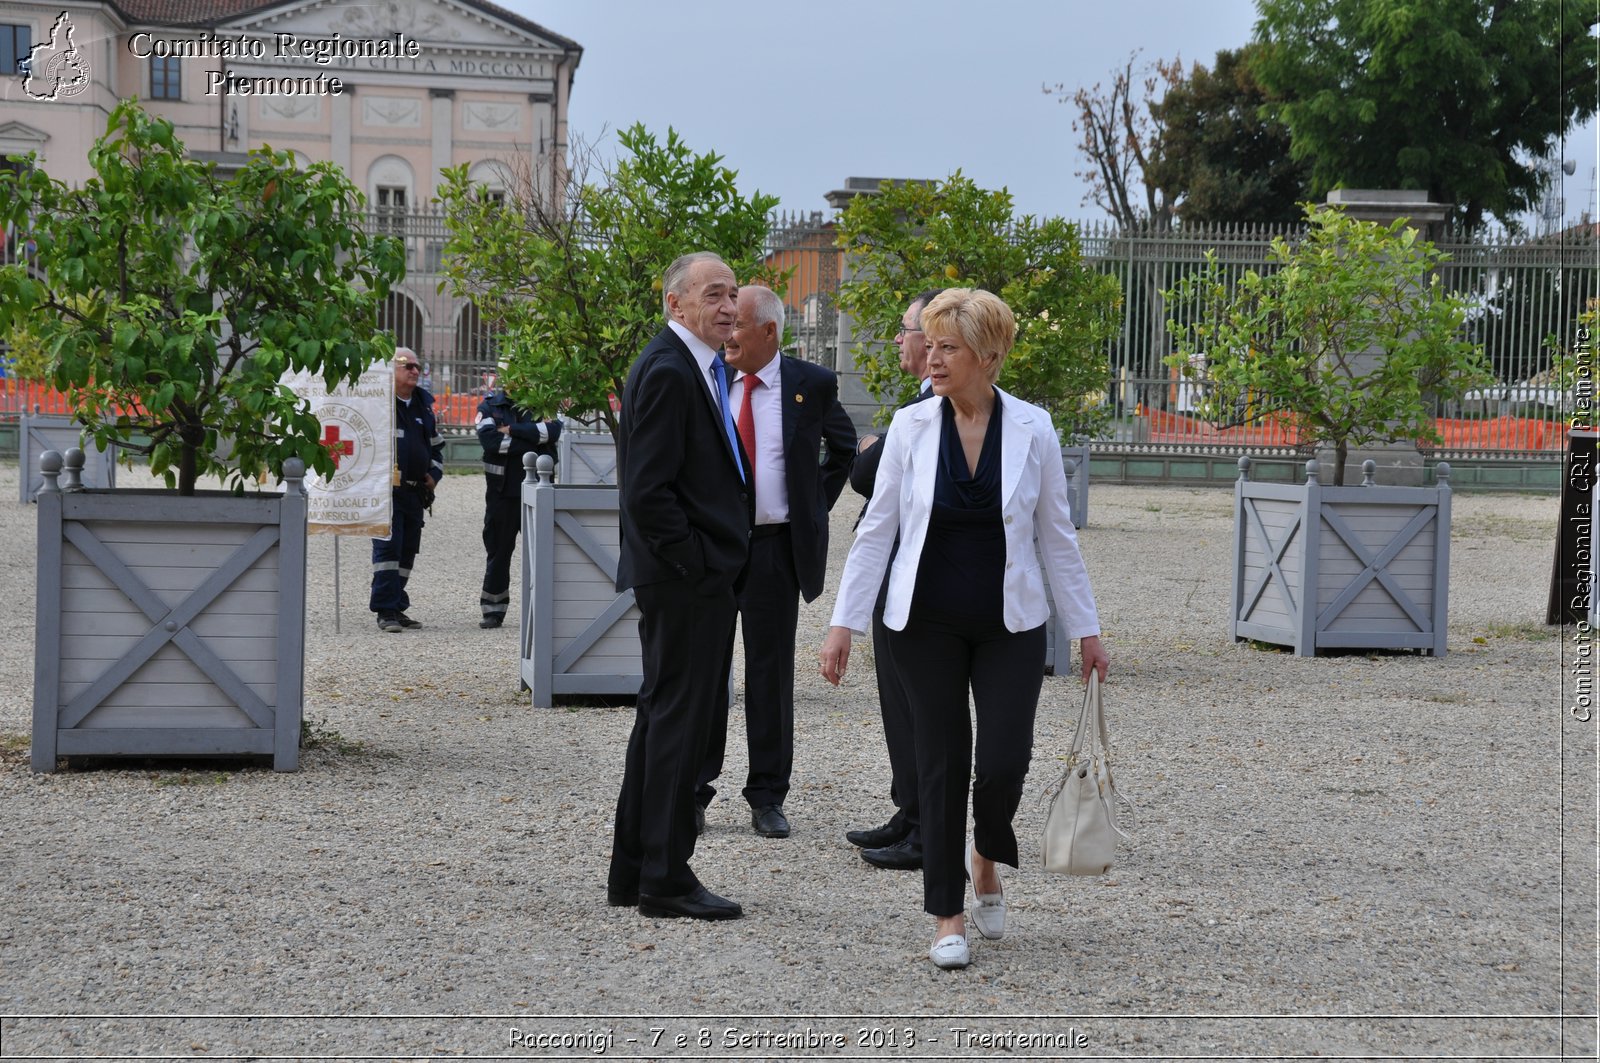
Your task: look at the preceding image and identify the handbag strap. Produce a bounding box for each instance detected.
[1067,672,1110,764]
[1064,673,1136,838]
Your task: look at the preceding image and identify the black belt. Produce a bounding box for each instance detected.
[751,522,790,539]
[399,479,427,489]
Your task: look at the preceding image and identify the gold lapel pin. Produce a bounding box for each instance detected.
[794,393,804,403]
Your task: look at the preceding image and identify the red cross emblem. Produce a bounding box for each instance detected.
[320,424,354,468]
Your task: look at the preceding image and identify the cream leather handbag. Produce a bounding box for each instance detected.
[1041,673,1133,875]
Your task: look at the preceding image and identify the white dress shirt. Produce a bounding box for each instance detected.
[734,355,789,526]
[668,320,724,406]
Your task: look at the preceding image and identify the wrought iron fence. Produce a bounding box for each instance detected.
[365,206,841,432]
[4,207,1589,460]
[1076,218,1595,459]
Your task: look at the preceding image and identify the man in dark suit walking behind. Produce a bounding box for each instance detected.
[696,285,856,839]
[608,252,752,921]
[843,289,943,870]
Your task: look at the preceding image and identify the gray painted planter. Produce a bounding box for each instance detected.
[32,450,309,772]
[520,455,642,706]
[1036,443,1091,674]
[1233,456,1452,657]
[1038,552,1073,676]
[1062,441,1089,530]
[557,430,619,486]
[20,412,116,502]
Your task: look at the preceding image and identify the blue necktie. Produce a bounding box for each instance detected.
[711,356,746,483]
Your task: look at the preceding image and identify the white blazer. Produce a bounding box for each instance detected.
[830,387,1100,639]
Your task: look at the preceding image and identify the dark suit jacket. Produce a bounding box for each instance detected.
[848,382,935,611]
[616,327,751,594]
[772,355,856,603]
[848,382,935,502]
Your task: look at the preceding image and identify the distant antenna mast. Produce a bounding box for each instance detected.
[1537,154,1578,235]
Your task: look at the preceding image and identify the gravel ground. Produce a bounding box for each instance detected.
[0,459,1593,1061]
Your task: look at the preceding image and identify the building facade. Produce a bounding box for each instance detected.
[0,0,580,204]
[0,0,581,408]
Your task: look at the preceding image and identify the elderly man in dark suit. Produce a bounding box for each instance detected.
[607,252,753,921]
[695,285,855,839]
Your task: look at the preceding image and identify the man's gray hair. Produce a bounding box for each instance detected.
[662,251,729,318]
[740,285,785,335]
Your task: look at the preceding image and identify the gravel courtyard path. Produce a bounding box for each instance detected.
[0,461,1592,1060]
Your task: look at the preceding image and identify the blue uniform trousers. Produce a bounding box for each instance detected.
[370,488,426,614]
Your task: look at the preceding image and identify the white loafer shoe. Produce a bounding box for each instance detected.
[966,839,1006,941]
[929,933,970,969]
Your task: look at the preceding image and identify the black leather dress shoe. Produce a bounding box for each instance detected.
[637,885,742,920]
[861,837,923,870]
[694,804,706,835]
[751,804,790,839]
[606,886,638,907]
[846,819,908,849]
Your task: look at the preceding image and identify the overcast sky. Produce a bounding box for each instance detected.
[505,0,1599,228]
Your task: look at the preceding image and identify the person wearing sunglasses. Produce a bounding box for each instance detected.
[371,347,444,633]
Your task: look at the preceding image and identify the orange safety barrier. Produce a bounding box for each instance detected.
[0,377,73,416]
[2,377,491,430]
[1142,408,1568,452]
[1142,408,1304,447]
[434,390,486,428]
[1430,415,1565,451]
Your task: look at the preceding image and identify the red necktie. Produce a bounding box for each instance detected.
[737,374,761,493]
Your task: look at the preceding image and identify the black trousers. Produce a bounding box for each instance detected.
[872,596,920,842]
[608,579,738,898]
[480,486,520,620]
[888,613,1045,917]
[698,525,799,809]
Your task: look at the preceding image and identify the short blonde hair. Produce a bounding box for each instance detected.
[919,288,1015,384]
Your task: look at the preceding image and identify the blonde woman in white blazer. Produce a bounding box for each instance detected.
[820,289,1108,970]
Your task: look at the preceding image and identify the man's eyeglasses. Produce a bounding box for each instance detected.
[895,324,922,338]
[396,361,421,371]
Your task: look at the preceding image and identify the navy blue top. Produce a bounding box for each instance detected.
[912,391,1006,623]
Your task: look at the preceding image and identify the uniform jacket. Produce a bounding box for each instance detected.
[395,387,444,486]
[830,387,1099,638]
[616,326,752,594]
[476,391,559,498]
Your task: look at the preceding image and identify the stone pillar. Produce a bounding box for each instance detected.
[1319,189,1453,487]
[331,87,352,176]
[430,89,454,201]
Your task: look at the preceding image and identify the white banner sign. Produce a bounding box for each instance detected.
[285,363,393,537]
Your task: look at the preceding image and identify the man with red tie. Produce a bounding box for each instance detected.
[695,285,856,839]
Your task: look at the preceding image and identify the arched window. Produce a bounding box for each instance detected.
[466,160,515,207]
[369,155,415,233]
[378,290,424,356]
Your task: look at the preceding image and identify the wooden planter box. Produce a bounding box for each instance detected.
[20,413,116,502]
[1062,441,1089,530]
[1232,456,1452,657]
[520,455,642,706]
[31,450,309,771]
[557,430,619,486]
